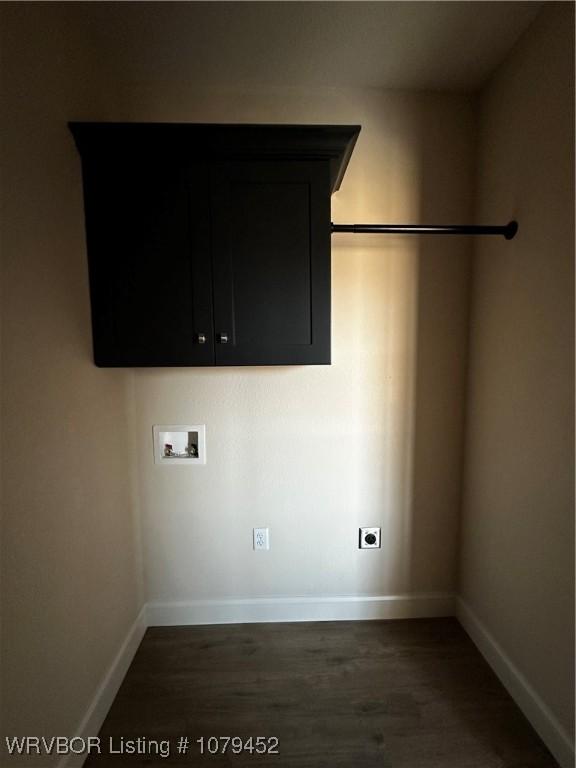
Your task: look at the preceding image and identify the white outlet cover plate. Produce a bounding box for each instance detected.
[153,425,206,465]
[359,527,381,549]
[253,528,270,550]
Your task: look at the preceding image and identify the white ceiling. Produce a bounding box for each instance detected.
[84,1,544,91]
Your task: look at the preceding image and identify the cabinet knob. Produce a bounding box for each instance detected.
[218,333,229,344]
[196,333,206,345]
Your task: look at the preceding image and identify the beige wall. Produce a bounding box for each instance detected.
[129,88,473,603]
[18,3,473,605]
[459,0,574,747]
[0,6,144,763]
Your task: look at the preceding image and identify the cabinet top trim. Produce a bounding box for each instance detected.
[68,122,361,193]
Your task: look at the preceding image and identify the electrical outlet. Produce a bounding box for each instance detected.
[359,527,381,549]
[253,528,270,550]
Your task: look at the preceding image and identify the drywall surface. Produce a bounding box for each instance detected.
[0,6,144,764]
[128,92,474,600]
[460,1,574,748]
[57,4,477,604]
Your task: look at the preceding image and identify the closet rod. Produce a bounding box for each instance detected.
[331,220,518,240]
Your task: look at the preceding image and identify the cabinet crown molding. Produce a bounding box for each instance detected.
[69,122,361,193]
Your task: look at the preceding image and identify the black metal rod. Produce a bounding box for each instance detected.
[331,220,518,240]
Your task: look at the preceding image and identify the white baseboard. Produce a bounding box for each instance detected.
[457,598,574,768]
[59,594,573,768]
[54,593,451,768]
[146,592,455,626]
[58,606,147,768]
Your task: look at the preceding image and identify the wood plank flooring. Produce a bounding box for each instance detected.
[86,618,559,767]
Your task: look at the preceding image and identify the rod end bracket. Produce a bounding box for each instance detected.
[505,220,519,240]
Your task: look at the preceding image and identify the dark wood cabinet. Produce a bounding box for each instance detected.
[209,160,331,365]
[69,123,360,367]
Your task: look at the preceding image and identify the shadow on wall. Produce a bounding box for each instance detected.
[408,101,473,594]
[331,96,473,597]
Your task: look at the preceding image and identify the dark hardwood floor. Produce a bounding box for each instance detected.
[86,618,559,767]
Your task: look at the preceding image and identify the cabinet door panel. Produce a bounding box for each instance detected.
[211,161,331,365]
[83,160,213,366]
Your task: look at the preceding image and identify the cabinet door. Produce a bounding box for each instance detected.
[210,161,331,366]
[82,159,213,366]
